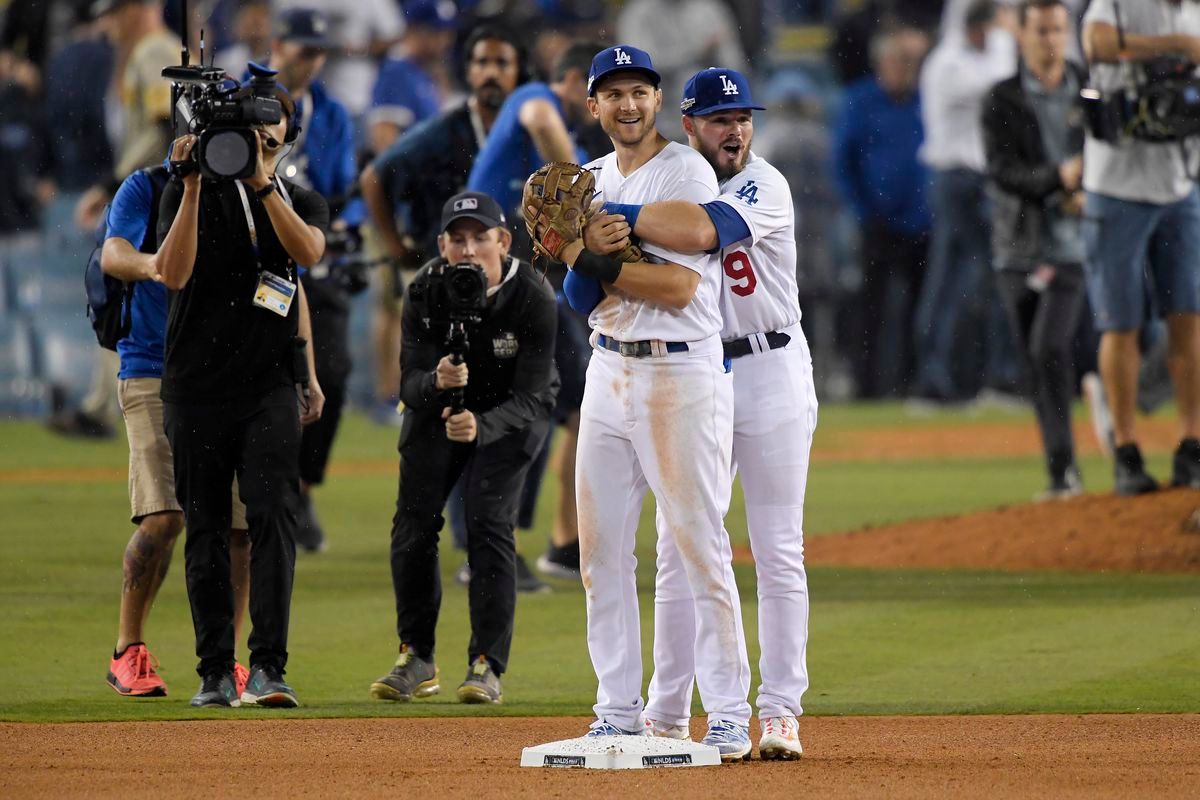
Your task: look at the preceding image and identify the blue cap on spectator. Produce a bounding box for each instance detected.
[406,0,458,30]
[587,45,660,96]
[275,8,333,48]
[680,68,765,116]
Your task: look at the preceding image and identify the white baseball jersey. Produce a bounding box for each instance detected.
[646,152,816,729]
[712,153,801,341]
[584,142,722,342]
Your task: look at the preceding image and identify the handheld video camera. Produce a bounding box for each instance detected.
[409,259,490,413]
[160,1,284,180]
[1082,57,1200,144]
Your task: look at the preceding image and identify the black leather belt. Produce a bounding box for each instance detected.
[596,333,689,358]
[723,331,791,360]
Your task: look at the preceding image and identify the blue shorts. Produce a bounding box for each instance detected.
[1083,188,1200,332]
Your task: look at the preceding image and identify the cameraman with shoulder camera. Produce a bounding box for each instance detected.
[369,191,558,707]
[156,74,329,708]
[1082,0,1200,494]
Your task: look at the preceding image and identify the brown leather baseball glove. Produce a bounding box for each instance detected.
[523,162,595,262]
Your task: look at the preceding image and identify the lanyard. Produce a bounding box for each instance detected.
[235,178,294,271]
[468,98,487,151]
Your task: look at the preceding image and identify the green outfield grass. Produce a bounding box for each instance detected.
[0,404,1197,723]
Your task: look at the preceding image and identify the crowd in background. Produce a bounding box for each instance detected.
[0,0,1104,417]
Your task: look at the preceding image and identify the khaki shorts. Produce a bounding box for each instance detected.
[119,377,246,528]
[364,223,416,314]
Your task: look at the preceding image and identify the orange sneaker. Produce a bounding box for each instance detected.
[234,661,250,698]
[107,643,167,697]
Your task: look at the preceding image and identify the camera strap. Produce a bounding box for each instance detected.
[238,178,299,317]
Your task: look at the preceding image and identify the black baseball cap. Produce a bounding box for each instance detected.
[441,191,506,232]
[275,8,333,48]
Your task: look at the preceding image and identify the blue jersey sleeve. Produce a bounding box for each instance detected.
[106,171,154,249]
[371,61,440,130]
[702,200,752,251]
[564,269,603,314]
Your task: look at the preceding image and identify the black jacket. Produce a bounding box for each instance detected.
[981,61,1087,270]
[399,256,559,448]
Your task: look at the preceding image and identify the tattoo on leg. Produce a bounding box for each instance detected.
[122,532,158,593]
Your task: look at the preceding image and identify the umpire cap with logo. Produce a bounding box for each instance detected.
[587,44,661,96]
[275,8,333,48]
[441,191,506,233]
[680,68,766,116]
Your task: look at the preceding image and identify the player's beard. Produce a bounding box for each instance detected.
[704,136,750,182]
[476,80,506,110]
[606,110,656,148]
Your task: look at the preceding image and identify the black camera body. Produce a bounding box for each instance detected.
[409,259,489,326]
[163,62,284,180]
[1082,57,1200,143]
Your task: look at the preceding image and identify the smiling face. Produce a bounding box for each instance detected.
[684,108,754,181]
[587,74,662,148]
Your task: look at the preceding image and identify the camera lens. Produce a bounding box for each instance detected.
[204,130,254,179]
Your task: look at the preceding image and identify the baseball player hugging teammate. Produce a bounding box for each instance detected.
[526,47,814,762]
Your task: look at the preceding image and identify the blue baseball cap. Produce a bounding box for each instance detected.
[680,68,765,116]
[587,44,660,96]
[405,0,458,30]
[275,8,333,48]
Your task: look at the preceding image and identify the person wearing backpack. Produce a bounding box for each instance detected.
[100,158,256,699]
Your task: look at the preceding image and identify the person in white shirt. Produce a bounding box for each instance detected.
[913,0,1020,403]
[588,67,815,762]
[543,44,753,762]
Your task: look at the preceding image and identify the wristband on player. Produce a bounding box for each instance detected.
[571,249,623,283]
[601,202,642,230]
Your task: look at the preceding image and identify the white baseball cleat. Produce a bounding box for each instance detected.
[645,718,691,740]
[758,716,804,761]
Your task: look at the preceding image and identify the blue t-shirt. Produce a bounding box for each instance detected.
[369,57,440,134]
[109,170,168,380]
[468,83,584,218]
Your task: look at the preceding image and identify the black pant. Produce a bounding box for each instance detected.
[299,297,350,485]
[391,413,550,674]
[852,220,928,398]
[164,384,300,677]
[997,266,1086,477]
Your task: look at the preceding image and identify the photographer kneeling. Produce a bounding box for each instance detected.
[1082,0,1200,494]
[370,191,558,706]
[156,77,329,708]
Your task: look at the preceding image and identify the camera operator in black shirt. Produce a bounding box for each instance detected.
[370,191,558,706]
[156,82,329,709]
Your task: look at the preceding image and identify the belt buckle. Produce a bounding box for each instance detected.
[618,341,643,357]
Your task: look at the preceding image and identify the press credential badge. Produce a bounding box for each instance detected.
[253,271,296,317]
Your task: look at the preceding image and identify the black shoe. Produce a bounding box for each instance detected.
[515,553,550,594]
[369,645,439,702]
[456,656,502,704]
[294,492,326,553]
[190,671,240,707]
[1114,444,1158,496]
[536,541,580,580]
[1172,438,1200,489]
[240,664,298,707]
[1036,464,1083,502]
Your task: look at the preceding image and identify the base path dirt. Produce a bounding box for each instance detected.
[798,489,1200,574]
[3,715,1198,799]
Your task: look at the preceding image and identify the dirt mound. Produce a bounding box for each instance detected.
[4,715,1199,799]
[802,489,1200,573]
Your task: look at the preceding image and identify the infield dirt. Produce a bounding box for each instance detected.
[4,714,1198,798]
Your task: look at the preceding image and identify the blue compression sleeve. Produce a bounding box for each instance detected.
[564,269,603,314]
[601,202,642,229]
[701,200,752,250]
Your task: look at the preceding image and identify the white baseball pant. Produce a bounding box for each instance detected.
[576,335,752,732]
[647,325,817,724]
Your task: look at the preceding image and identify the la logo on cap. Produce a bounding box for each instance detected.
[614,47,632,65]
[720,75,739,96]
[454,198,479,211]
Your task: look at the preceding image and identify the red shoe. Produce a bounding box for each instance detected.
[234,661,250,698]
[107,643,167,697]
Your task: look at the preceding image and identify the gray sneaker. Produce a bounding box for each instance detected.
[369,646,439,702]
[456,656,502,704]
